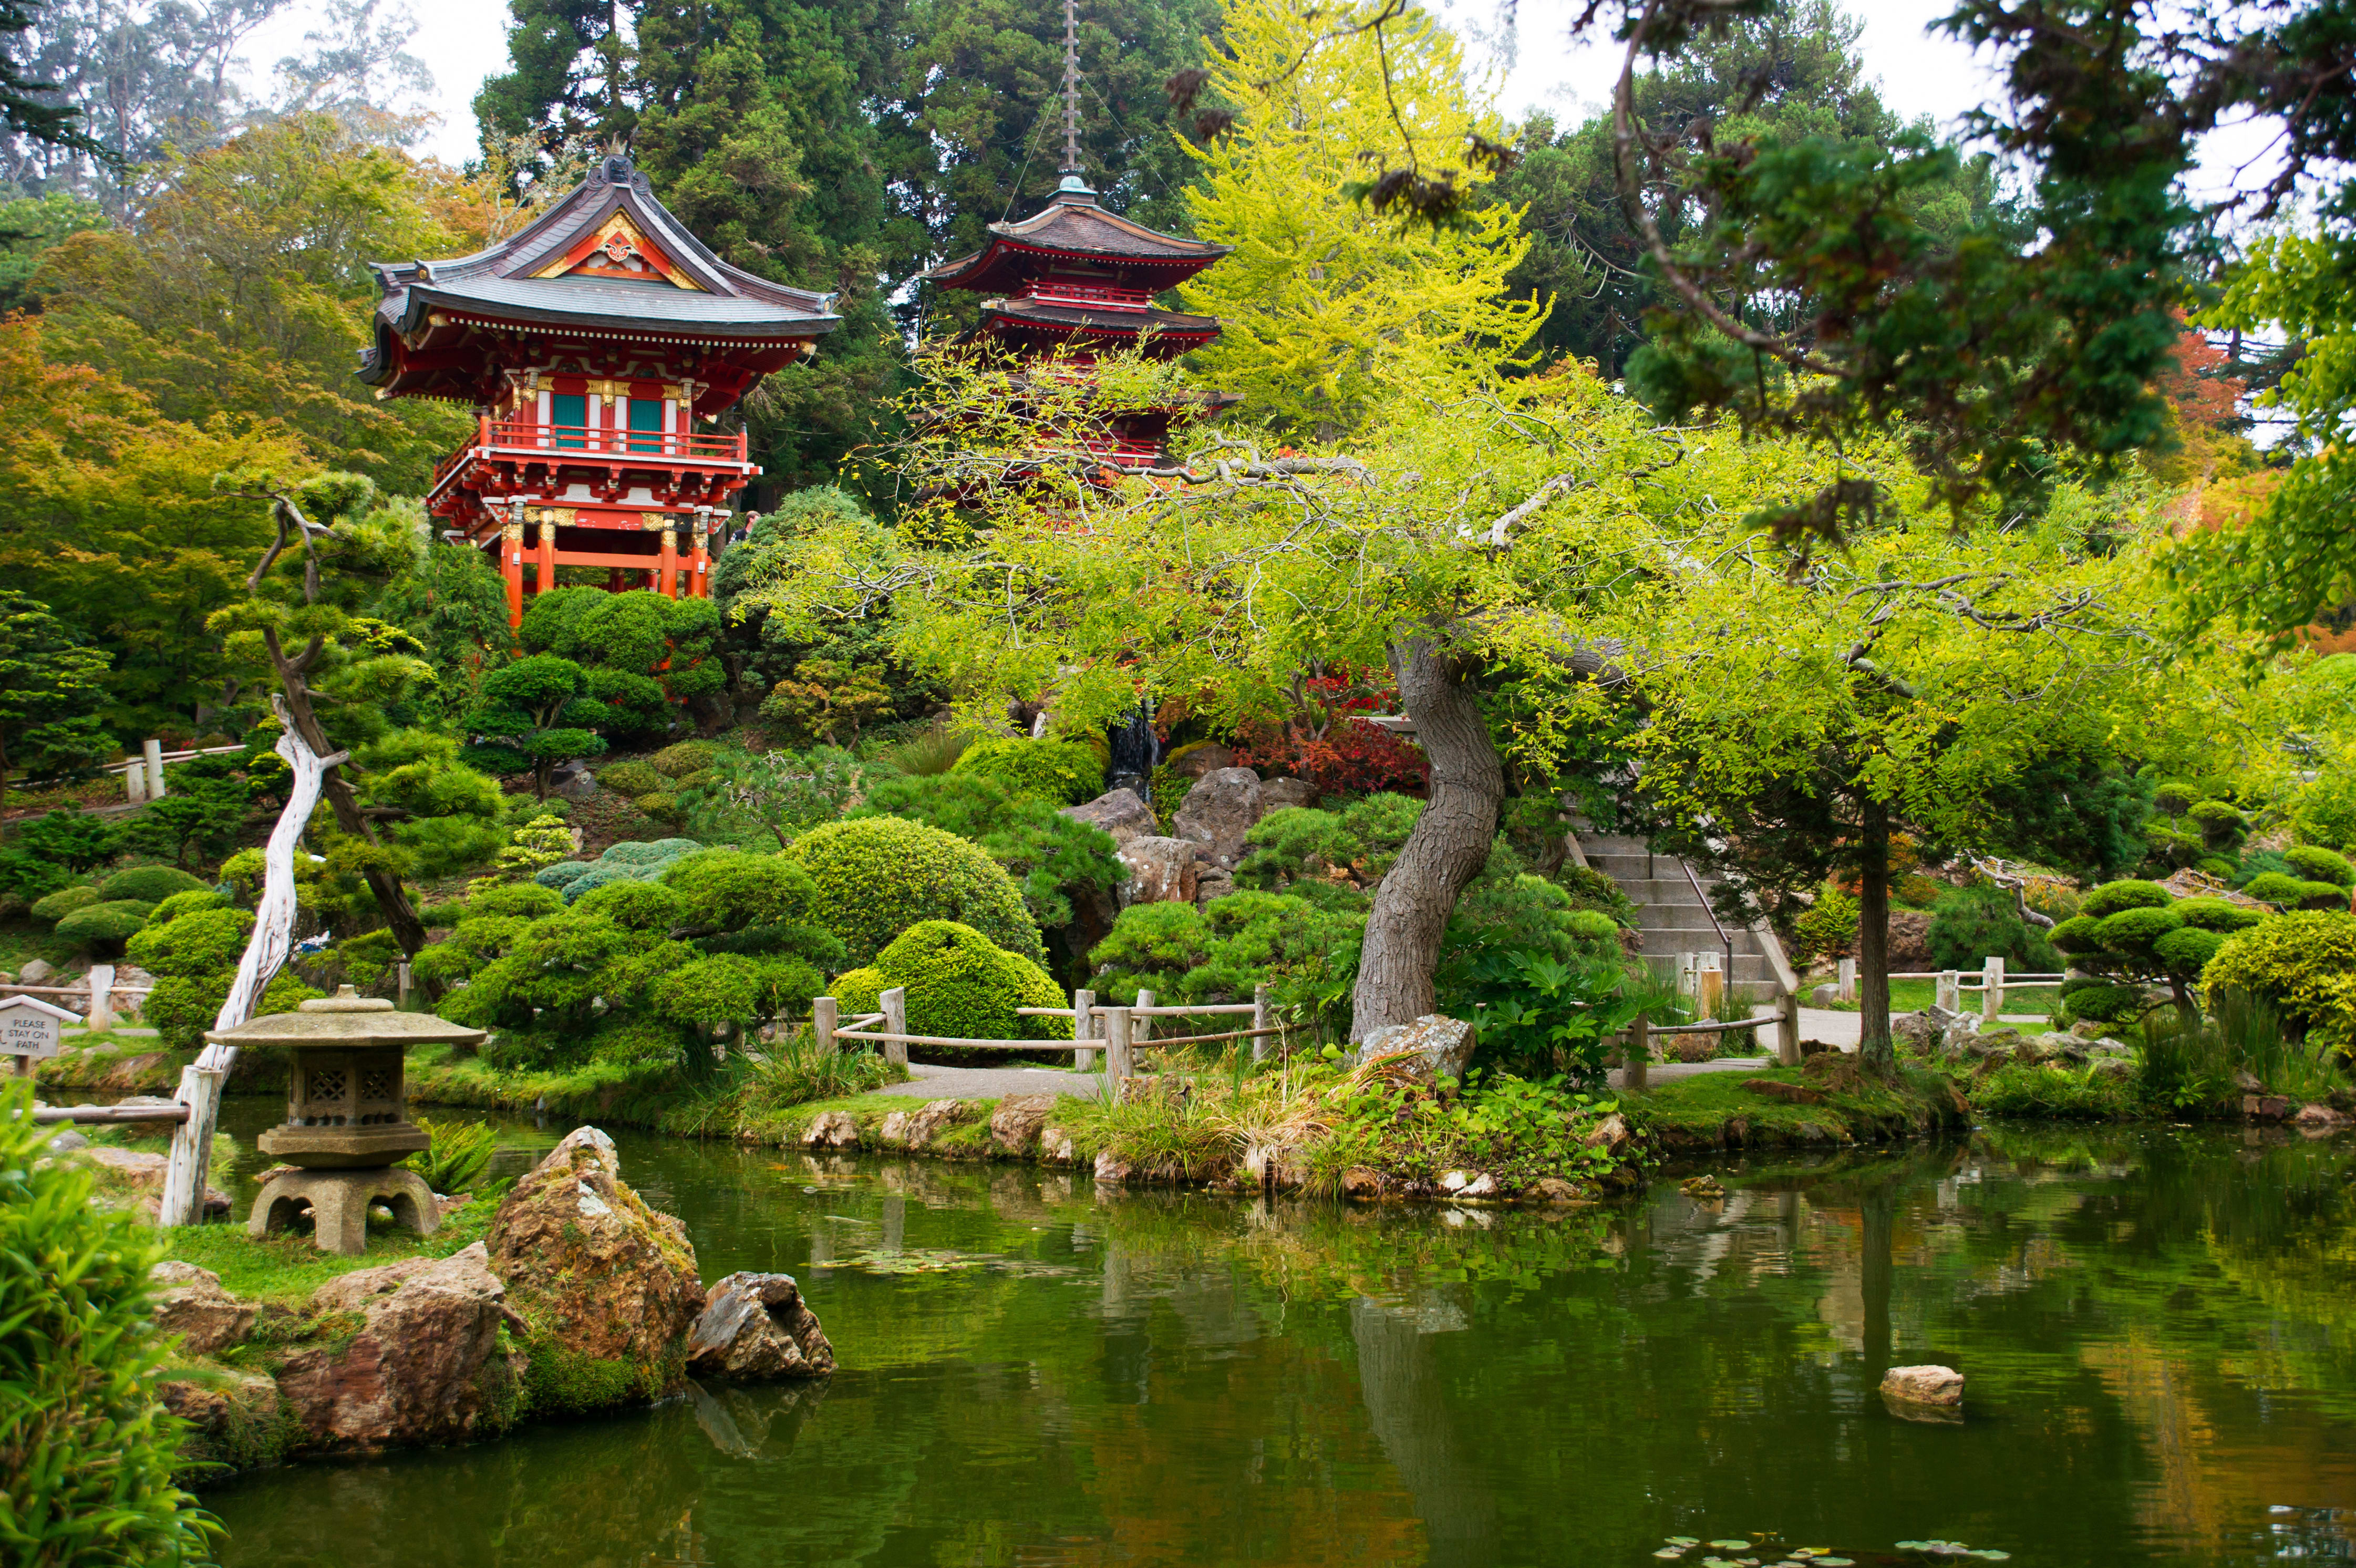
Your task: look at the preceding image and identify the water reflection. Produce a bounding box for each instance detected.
[204,1123,2356,1567]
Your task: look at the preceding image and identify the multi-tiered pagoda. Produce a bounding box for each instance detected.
[360,152,840,625]
[921,0,1232,470]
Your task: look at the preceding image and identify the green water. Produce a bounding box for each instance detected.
[202,1122,2356,1566]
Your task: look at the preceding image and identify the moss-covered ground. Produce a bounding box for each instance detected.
[1623,1057,1969,1159]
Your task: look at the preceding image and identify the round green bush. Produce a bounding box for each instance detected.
[98,864,209,904]
[651,740,720,779]
[126,906,253,977]
[2152,924,2225,974]
[2285,844,2356,890]
[469,882,566,920]
[28,884,100,923]
[2203,911,2356,1051]
[571,879,684,932]
[0,1084,215,1562]
[2093,904,2183,953]
[648,953,824,1027]
[53,900,156,948]
[2060,981,2150,1025]
[2195,855,2237,880]
[2240,872,2313,909]
[634,791,681,823]
[1893,872,1946,907]
[2153,781,2200,813]
[2188,799,2246,831]
[2048,914,2102,954]
[659,850,824,927]
[596,760,666,797]
[784,816,1046,968]
[534,860,595,889]
[586,1015,698,1068]
[950,737,1105,806]
[2170,896,2266,933]
[141,970,318,1051]
[600,840,679,866]
[2299,879,2353,909]
[648,837,702,857]
[2080,880,2172,919]
[828,920,1066,1040]
[145,888,229,926]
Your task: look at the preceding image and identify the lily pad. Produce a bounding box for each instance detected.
[1668,1540,1700,1548]
[1653,1552,1683,1560]
[1710,1544,1752,1553]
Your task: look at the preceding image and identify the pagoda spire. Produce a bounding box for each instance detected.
[1059,0,1083,180]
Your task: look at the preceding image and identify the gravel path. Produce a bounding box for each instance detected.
[865,1062,1107,1102]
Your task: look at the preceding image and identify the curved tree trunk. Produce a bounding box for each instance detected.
[1348,639,1505,1041]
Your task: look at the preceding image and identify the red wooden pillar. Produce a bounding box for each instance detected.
[658,525,679,599]
[536,517,556,593]
[500,521,525,627]
[688,521,711,598]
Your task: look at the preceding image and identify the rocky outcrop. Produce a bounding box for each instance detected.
[801,1109,860,1149]
[1117,835,1202,905]
[159,1366,287,1474]
[686,1273,834,1380]
[1886,912,1933,970]
[1166,744,1234,780]
[149,1262,255,1356]
[1171,768,1264,870]
[274,1243,526,1452]
[1347,1014,1475,1081]
[1061,788,1159,845]
[487,1126,705,1415]
[1880,1364,1964,1408]
[879,1098,974,1150]
[988,1094,1058,1155]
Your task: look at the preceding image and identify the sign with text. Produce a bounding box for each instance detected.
[0,995,74,1060]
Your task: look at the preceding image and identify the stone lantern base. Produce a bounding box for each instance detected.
[248,1166,442,1257]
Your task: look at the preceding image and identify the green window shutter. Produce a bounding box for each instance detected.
[628,397,663,452]
[551,393,586,448]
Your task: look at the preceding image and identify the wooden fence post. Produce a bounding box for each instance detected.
[1103,1006,1133,1083]
[880,987,908,1068]
[1837,957,1857,1003]
[143,739,166,800]
[1981,956,2004,1023]
[395,960,411,1010]
[123,759,146,803]
[1936,970,1960,1012]
[84,964,114,1033]
[1778,988,1803,1068]
[813,995,838,1055]
[1251,982,1272,1063]
[1624,1013,1650,1091]
[1073,989,1096,1072]
[156,1065,223,1227]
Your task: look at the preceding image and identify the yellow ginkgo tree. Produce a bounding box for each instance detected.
[1177,0,1551,440]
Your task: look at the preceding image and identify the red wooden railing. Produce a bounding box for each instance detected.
[1025,280,1151,310]
[433,418,749,488]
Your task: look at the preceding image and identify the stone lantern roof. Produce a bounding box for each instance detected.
[205,986,485,1049]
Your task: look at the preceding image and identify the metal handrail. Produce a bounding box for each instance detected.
[1679,857,1738,1001]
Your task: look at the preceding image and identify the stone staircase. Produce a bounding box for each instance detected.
[1577,832,1787,1003]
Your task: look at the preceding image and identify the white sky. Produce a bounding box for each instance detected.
[232,0,2271,205]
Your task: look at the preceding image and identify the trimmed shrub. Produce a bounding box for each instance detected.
[2241,871,2317,909]
[2093,905,2183,951]
[829,920,1066,1040]
[650,740,720,779]
[586,1015,701,1069]
[2059,978,2150,1025]
[97,864,209,904]
[1791,886,1861,963]
[634,791,681,823]
[1893,873,1946,907]
[601,839,683,866]
[660,850,825,927]
[2202,911,2356,1053]
[534,860,595,890]
[2152,924,2225,974]
[142,972,319,1052]
[784,816,1046,967]
[147,888,229,925]
[2048,914,2101,954]
[2081,880,2171,919]
[572,879,685,932]
[28,884,99,923]
[2285,844,2356,889]
[2171,896,2267,933]
[52,900,154,949]
[596,760,665,797]
[0,1083,214,1562]
[950,736,1105,806]
[468,882,566,920]
[1925,884,2063,972]
[127,906,253,976]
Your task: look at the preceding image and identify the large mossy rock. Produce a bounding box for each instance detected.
[487,1126,706,1417]
[272,1243,525,1452]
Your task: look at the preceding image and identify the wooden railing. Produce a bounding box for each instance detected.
[812,983,1279,1084]
[1832,958,2069,1018]
[433,418,749,486]
[1025,280,1151,310]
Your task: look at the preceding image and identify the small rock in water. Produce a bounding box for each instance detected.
[1680,1174,1727,1200]
[1879,1363,1965,1408]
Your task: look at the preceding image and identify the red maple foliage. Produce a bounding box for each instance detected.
[1229,669,1429,797]
[2159,311,2247,431]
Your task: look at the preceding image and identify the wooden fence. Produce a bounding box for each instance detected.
[813,982,1280,1083]
[1832,957,2069,1019]
[1,965,153,1032]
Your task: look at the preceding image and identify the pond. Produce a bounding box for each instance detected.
[200,1117,2356,1566]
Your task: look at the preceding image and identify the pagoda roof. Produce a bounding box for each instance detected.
[927,182,1231,295]
[978,297,1222,348]
[359,153,840,403]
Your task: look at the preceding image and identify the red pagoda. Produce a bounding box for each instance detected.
[360,152,840,625]
[921,0,1232,470]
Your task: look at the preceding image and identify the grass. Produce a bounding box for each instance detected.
[1625,1058,1963,1149]
[159,1193,503,1307]
[1966,1061,2136,1119]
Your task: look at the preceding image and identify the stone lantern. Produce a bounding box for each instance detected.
[206,986,486,1255]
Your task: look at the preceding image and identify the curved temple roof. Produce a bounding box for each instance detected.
[926,179,1231,296]
[358,153,841,406]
